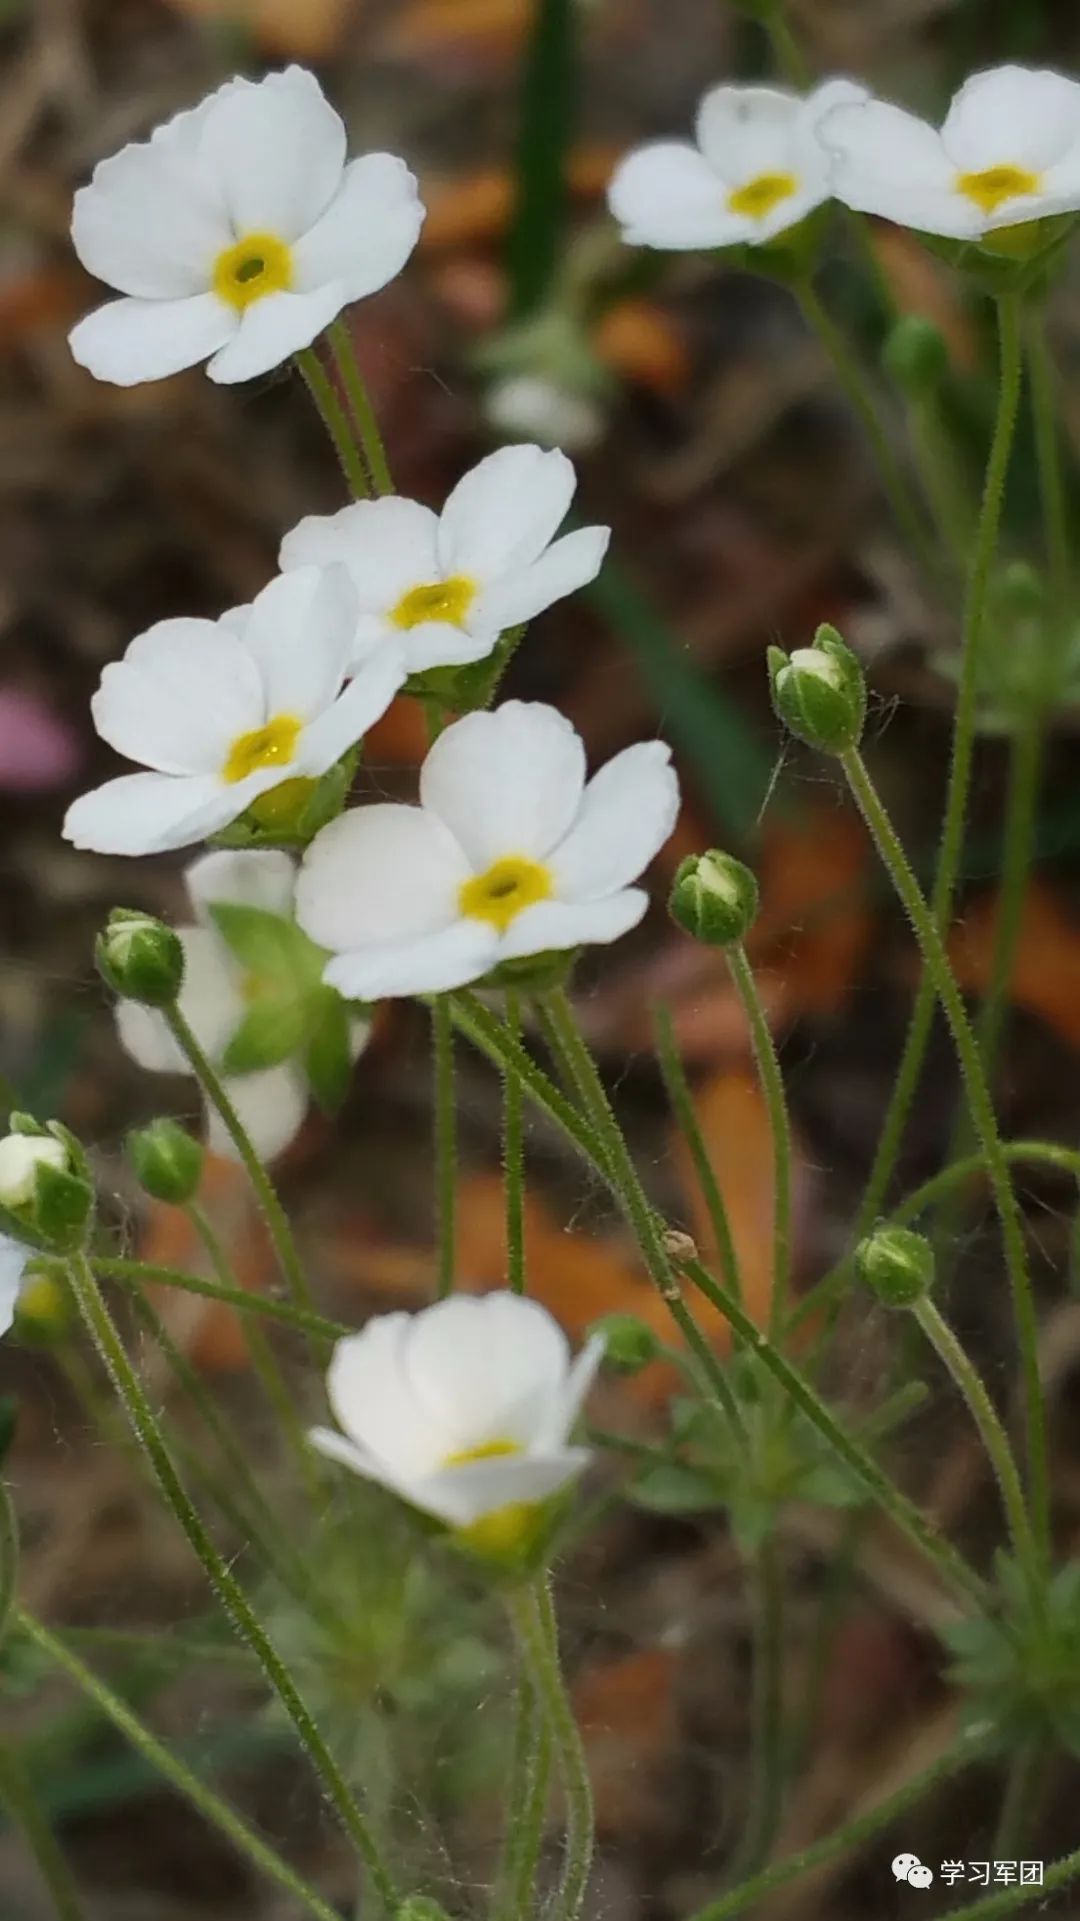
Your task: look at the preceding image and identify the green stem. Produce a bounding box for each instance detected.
[16,1612,347,1921]
[993,1738,1046,1861]
[730,1537,786,1880]
[974,700,1042,1073]
[909,394,974,576]
[328,318,393,496]
[0,1740,86,1921]
[503,988,527,1294]
[727,943,792,1337]
[450,990,617,1184]
[63,1252,398,1910]
[654,1000,742,1303]
[932,1844,1080,1920]
[432,998,457,1298]
[840,743,1049,1567]
[1027,311,1071,627]
[676,1252,988,1610]
[797,281,938,578]
[0,1480,16,1649]
[296,346,371,500]
[162,1003,314,1319]
[507,1579,593,1921]
[92,1255,348,1343]
[912,1297,1037,1582]
[495,1672,553,1921]
[766,11,811,86]
[854,291,1024,1236]
[685,1723,990,1921]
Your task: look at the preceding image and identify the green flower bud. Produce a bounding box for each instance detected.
[128,1120,204,1206]
[0,1124,93,1253]
[592,1312,661,1374]
[881,315,949,395]
[996,560,1046,621]
[855,1225,935,1308]
[0,1133,67,1209]
[669,851,759,947]
[769,624,866,753]
[96,909,184,1007]
[395,1901,453,1921]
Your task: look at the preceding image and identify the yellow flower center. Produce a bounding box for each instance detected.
[956,164,1041,214]
[459,856,553,934]
[727,171,798,219]
[444,1437,522,1468]
[212,232,293,310]
[391,576,477,631]
[223,714,303,785]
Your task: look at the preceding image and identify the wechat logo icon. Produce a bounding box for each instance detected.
[892,1854,934,1889]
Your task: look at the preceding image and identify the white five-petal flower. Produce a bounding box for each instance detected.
[279,444,610,676]
[0,1238,29,1341]
[607,78,866,251]
[295,700,680,999]
[821,66,1080,239]
[68,66,425,386]
[310,1291,603,1530]
[63,568,404,857]
[116,849,368,1162]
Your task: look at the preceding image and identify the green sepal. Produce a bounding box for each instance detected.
[222,994,313,1074]
[406,624,527,717]
[304,993,358,1116]
[730,208,833,286]
[209,903,324,986]
[211,748,360,851]
[483,947,578,993]
[31,1161,94,1253]
[918,212,1079,296]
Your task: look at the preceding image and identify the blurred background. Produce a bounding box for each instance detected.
[7,0,1080,1915]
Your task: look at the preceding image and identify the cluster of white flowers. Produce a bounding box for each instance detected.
[607,64,1080,250]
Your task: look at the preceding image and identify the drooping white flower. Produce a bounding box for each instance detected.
[69,66,425,386]
[279,445,610,676]
[295,700,680,998]
[608,78,867,251]
[0,1237,30,1340]
[310,1291,604,1537]
[117,849,369,1162]
[63,568,404,857]
[821,66,1080,239]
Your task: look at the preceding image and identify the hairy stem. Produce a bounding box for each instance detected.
[328,318,393,496]
[654,1000,742,1303]
[0,1740,86,1921]
[503,988,527,1294]
[507,1578,593,1921]
[433,998,457,1298]
[296,346,371,500]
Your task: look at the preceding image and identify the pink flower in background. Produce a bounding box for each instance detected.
[0,686,82,793]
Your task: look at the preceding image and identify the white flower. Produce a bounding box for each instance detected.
[0,1237,30,1340]
[608,78,867,250]
[279,444,610,676]
[63,568,404,857]
[117,849,369,1162]
[484,376,606,453]
[0,1134,68,1208]
[295,700,680,998]
[68,66,425,386]
[310,1291,604,1534]
[821,66,1080,239]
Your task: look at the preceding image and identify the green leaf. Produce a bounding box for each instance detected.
[209,904,323,989]
[506,0,576,320]
[304,994,356,1116]
[221,993,312,1074]
[628,1461,725,1515]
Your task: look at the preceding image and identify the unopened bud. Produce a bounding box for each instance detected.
[593,1313,660,1373]
[0,1123,92,1253]
[128,1120,204,1206]
[669,850,759,947]
[855,1225,935,1308]
[0,1134,67,1209]
[882,315,948,394]
[96,909,184,1007]
[769,624,866,753]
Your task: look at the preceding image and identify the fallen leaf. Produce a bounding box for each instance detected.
[671,1070,780,1335]
[949,879,1080,1048]
[594,299,690,398]
[421,148,620,252]
[751,802,873,1017]
[163,0,354,58]
[381,0,530,64]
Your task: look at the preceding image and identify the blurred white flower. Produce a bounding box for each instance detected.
[608,79,866,250]
[484,376,606,453]
[63,568,404,857]
[295,699,680,998]
[69,66,425,386]
[821,66,1080,238]
[117,849,368,1163]
[310,1291,604,1541]
[279,444,610,676]
[0,1237,30,1339]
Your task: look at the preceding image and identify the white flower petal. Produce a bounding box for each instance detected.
[115,923,239,1073]
[413,1450,589,1526]
[63,772,238,855]
[608,142,732,249]
[403,1292,570,1448]
[308,1425,393,1487]
[0,1237,27,1338]
[327,1317,454,1475]
[72,143,229,298]
[322,920,499,1000]
[186,848,297,924]
[93,619,263,773]
[206,285,346,384]
[821,99,978,235]
[294,643,405,776]
[292,154,425,299]
[496,890,648,961]
[549,740,679,900]
[419,702,586,869]
[297,803,469,953]
[199,66,346,240]
[544,1333,607,1448]
[397,619,500,674]
[235,566,355,721]
[207,1065,307,1162]
[280,496,441,622]
[69,293,236,386]
[437,446,577,580]
[942,66,1080,173]
[471,525,609,633]
[695,84,800,179]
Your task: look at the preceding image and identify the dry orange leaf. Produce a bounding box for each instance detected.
[594,299,690,397]
[421,148,620,251]
[163,0,354,58]
[381,0,529,62]
[751,802,873,1017]
[672,1069,778,1334]
[949,879,1080,1048]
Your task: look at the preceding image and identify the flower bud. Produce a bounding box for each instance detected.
[592,1312,660,1374]
[0,1123,93,1253]
[855,1225,935,1308]
[14,1269,73,1348]
[96,909,184,1007]
[669,851,759,947]
[128,1120,204,1206]
[768,625,866,753]
[996,560,1046,621]
[881,315,948,395]
[0,1133,67,1209]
